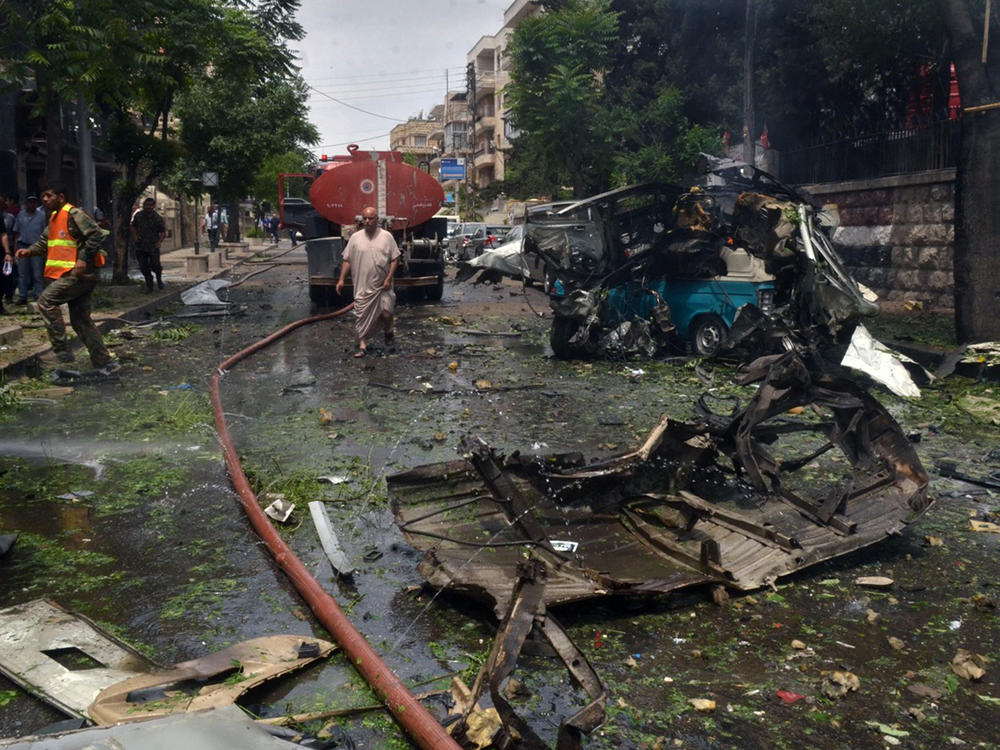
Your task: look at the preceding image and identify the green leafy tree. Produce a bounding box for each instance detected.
[505,0,621,197]
[174,2,317,239]
[250,150,312,215]
[1,0,225,280]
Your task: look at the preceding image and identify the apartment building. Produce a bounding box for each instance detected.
[431,0,542,192]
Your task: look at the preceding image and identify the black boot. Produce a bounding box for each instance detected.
[156,273,164,290]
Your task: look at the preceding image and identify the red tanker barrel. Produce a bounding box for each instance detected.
[309,145,444,229]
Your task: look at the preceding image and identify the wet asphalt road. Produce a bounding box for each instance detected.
[1,248,999,748]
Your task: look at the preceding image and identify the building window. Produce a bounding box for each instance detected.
[414,135,427,147]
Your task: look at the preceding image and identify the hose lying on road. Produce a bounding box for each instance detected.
[209,302,462,750]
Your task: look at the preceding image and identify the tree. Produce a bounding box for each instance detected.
[1,0,226,280]
[173,2,317,239]
[505,0,621,197]
[937,0,1000,342]
[250,150,312,216]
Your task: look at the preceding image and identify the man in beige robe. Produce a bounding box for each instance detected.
[336,206,400,357]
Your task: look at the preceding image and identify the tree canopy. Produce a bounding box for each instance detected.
[503,0,952,199]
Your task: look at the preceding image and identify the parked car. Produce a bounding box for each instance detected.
[463,224,555,289]
[445,222,488,260]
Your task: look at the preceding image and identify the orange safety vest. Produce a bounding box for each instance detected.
[44,203,106,279]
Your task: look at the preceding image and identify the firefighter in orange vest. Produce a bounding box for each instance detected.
[15,184,119,373]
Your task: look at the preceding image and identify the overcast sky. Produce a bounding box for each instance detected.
[294,0,512,154]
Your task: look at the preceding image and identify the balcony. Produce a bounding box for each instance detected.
[473,149,496,169]
[475,71,495,94]
[475,114,496,132]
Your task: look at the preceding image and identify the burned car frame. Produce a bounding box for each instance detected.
[525,159,879,359]
[389,350,931,747]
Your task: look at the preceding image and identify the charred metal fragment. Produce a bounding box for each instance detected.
[390,351,931,608]
[389,352,932,747]
[453,557,605,750]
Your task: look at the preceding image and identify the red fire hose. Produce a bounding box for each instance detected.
[209,303,461,750]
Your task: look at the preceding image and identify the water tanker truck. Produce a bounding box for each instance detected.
[280,144,447,306]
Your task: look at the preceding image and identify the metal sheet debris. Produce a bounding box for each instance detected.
[89,635,336,725]
[308,500,356,577]
[180,279,231,306]
[0,600,335,730]
[0,705,310,749]
[0,599,156,719]
[390,351,933,746]
[390,351,932,614]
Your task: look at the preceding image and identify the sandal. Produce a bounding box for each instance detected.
[353,348,367,358]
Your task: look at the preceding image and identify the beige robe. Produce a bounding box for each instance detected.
[344,227,401,341]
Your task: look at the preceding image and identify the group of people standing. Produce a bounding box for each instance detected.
[1,185,403,370]
[1,193,46,313]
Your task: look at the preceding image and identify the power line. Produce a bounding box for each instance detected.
[307,86,458,104]
[303,67,465,85]
[309,78,458,97]
[314,132,393,150]
[305,83,406,123]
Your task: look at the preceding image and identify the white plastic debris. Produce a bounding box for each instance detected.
[841,324,923,398]
[181,279,232,306]
[263,497,295,523]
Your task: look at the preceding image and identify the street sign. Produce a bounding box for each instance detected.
[201,171,219,187]
[439,158,465,181]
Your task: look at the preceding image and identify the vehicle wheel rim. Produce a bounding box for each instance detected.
[698,324,722,353]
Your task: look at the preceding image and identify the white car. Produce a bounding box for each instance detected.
[464,224,546,285]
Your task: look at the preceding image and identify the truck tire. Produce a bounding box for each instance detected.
[310,284,346,308]
[550,317,578,359]
[691,314,728,357]
[424,274,444,301]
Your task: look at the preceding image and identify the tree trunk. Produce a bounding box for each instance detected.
[40,77,64,185]
[938,0,1000,342]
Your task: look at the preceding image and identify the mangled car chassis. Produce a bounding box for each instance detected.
[389,351,931,747]
[522,159,879,359]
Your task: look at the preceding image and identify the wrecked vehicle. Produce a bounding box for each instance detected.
[523,158,879,359]
[388,350,931,747]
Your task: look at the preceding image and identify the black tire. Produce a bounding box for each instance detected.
[309,284,347,308]
[550,317,577,359]
[424,274,444,301]
[691,314,728,357]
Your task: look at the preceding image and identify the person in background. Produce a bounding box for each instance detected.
[202,204,225,251]
[130,197,166,292]
[16,184,119,373]
[0,196,15,308]
[12,194,46,304]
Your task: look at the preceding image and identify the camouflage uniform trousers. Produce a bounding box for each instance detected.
[37,274,113,368]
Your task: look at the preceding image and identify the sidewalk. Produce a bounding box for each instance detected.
[0,238,280,380]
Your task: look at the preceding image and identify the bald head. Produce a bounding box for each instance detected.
[361,206,379,236]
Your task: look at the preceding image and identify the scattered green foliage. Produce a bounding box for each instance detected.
[0,691,18,708]
[108,389,213,436]
[149,324,200,343]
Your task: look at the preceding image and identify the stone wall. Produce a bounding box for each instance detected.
[802,169,955,310]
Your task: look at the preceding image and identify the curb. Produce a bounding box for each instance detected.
[0,242,280,381]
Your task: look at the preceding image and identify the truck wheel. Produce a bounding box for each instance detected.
[550,317,578,359]
[424,274,444,301]
[691,314,728,357]
[310,284,341,307]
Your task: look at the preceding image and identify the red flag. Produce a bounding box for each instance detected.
[760,123,770,149]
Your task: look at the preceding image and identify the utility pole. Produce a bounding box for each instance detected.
[743,0,757,167]
[78,96,96,215]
